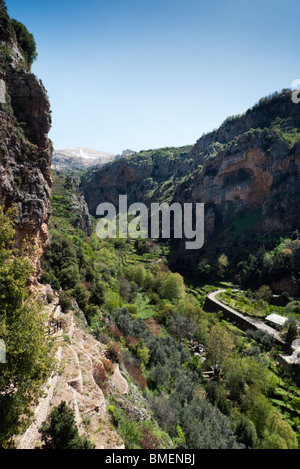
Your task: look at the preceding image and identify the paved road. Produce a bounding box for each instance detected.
[207,289,283,343]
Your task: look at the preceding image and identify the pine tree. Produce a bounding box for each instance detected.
[39,401,94,449]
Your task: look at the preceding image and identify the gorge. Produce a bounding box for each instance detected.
[1,0,300,451]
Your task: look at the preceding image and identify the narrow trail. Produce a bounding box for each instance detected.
[16,288,125,449]
[17,302,72,449]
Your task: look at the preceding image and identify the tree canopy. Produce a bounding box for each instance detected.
[0,206,55,448]
[39,401,94,449]
[11,19,37,69]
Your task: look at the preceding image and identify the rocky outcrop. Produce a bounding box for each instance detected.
[190,89,300,161]
[81,146,194,213]
[187,128,300,238]
[81,90,300,243]
[0,1,52,274]
[65,175,93,236]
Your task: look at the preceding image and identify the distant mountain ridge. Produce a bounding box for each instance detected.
[52,147,116,172]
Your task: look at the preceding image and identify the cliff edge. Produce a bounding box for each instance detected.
[0,0,52,275]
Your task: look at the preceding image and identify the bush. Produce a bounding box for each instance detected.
[60,264,80,289]
[101,358,115,375]
[234,415,257,449]
[126,362,147,390]
[140,422,165,449]
[107,342,123,363]
[72,283,90,312]
[110,407,142,449]
[255,285,272,302]
[90,280,105,306]
[93,363,107,392]
[59,291,72,314]
[11,19,37,68]
[39,401,94,449]
[40,271,61,291]
[160,272,185,301]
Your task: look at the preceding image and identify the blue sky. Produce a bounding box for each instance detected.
[5,0,300,154]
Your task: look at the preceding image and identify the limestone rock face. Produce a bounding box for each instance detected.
[66,175,93,236]
[81,90,300,242]
[0,1,52,274]
[81,146,195,213]
[188,129,300,238]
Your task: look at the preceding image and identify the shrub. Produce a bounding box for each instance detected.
[60,264,80,289]
[40,271,61,291]
[234,415,257,449]
[11,19,37,69]
[107,342,123,363]
[72,283,90,312]
[39,401,94,449]
[141,423,164,449]
[90,280,105,306]
[105,291,123,312]
[126,304,139,315]
[123,353,148,390]
[109,324,122,341]
[117,416,142,449]
[255,285,272,302]
[101,358,115,375]
[93,363,107,392]
[59,291,72,314]
[160,272,185,301]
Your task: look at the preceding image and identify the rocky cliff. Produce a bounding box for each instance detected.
[82,90,300,244]
[0,0,52,274]
[82,145,195,211]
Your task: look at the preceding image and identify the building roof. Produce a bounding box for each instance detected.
[265,313,288,328]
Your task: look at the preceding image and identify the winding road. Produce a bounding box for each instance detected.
[207,289,283,343]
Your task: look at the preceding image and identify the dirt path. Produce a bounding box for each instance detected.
[16,288,125,449]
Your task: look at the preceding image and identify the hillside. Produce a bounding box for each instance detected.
[35,168,300,450]
[1,0,300,451]
[81,90,300,291]
[15,286,126,450]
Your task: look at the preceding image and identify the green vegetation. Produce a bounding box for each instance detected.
[220,89,294,129]
[36,172,300,449]
[217,289,286,319]
[239,236,300,293]
[0,1,37,70]
[39,401,94,449]
[1,0,300,450]
[11,19,37,69]
[0,206,55,448]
